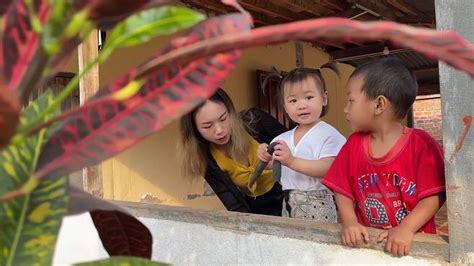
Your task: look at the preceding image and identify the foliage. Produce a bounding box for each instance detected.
[0,0,473,265]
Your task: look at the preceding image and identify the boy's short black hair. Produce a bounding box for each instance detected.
[350,57,418,119]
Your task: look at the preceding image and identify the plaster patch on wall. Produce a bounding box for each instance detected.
[461,252,474,263]
[140,193,163,204]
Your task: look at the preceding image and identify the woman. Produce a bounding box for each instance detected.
[179,88,286,216]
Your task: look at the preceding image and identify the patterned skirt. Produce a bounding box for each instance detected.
[282,189,338,223]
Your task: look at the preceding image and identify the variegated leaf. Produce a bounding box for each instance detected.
[0,91,68,266]
[13,5,205,139]
[75,256,167,266]
[0,89,20,148]
[0,0,13,16]
[2,0,51,100]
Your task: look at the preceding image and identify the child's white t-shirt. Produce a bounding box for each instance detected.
[272,121,346,191]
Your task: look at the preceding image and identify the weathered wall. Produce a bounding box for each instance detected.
[53,203,447,265]
[436,0,474,263]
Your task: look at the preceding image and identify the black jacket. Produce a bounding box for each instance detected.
[203,108,287,213]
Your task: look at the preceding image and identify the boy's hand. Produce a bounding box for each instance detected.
[273,141,294,167]
[377,226,415,257]
[257,143,272,162]
[341,221,370,247]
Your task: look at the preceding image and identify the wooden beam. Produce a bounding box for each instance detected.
[240,0,314,21]
[279,0,332,16]
[78,30,102,198]
[185,0,231,14]
[417,84,440,96]
[397,16,436,27]
[330,43,409,62]
[414,67,439,80]
[314,39,346,50]
[349,0,397,20]
[250,11,287,25]
[326,7,362,19]
[184,0,288,26]
[386,0,420,17]
[436,0,474,263]
[319,0,349,12]
[348,40,365,46]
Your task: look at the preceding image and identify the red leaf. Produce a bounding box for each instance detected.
[90,210,152,259]
[68,187,152,258]
[0,0,14,16]
[0,88,20,148]
[1,0,151,103]
[34,14,249,180]
[2,0,51,101]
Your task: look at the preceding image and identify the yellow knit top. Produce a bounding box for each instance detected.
[210,137,275,197]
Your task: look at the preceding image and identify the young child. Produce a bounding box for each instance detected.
[257,63,346,223]
[322,58,446,257]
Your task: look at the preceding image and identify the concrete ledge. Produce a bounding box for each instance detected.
[116,201,449,262]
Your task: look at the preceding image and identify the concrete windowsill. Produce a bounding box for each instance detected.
[116,200,449,262]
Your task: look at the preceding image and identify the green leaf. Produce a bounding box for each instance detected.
[104,6,205,51]
[75,256,168,266]
[0,91,69,266]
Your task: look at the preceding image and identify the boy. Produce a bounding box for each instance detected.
[322,58,445,257]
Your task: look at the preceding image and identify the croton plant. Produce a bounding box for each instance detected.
[0,0,473,265]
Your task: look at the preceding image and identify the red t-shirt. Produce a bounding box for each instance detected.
[322,128,445,233]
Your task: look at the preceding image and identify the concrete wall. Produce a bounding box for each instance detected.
[97,34,354,209]
[53,202,447,265]
[436,0,474,262]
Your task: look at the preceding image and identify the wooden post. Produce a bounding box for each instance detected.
[294,41,304,68]
[435,0,474,263]
[78,30,103,198]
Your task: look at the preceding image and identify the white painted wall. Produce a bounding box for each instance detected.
[53,213,441,265]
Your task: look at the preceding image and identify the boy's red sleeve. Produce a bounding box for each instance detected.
[416,138,446,200]
[322,141,355,201]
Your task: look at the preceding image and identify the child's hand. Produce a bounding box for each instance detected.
[377,226,415,257]
[341,221,370,247]
[257,143,272,162]
[273,141,294,167]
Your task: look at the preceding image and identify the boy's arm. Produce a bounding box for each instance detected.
[380,135,446,257]
[378,193,446,257]
[335,193,370,247]
[398,193,445,233]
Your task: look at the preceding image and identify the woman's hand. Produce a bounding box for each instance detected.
[257,143,272,162]
[273,141,294,167]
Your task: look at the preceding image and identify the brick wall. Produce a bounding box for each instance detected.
[412,94,443,143]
